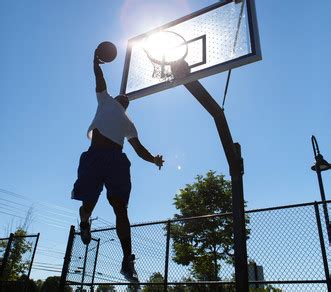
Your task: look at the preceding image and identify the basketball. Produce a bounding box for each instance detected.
[96,41,117,63]
[171,60,190,79]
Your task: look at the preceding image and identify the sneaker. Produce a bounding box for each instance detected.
[80,221,91,245]
[120,254,139,283]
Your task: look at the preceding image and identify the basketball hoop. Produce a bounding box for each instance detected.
[143,31,189,81]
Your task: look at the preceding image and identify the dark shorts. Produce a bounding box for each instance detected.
[71,147,131,206]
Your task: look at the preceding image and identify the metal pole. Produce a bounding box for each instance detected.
[315,168,331,245]
[0,233,14,279]
[311,136,331,245]
[91,238,100,292]
[184,80,248,292]
[60,225,76,292]
[164,221,171,292]
[27,233,40,279]
[314,202,331,292]
[231,143,249,292]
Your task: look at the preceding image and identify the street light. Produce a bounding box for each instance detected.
[311,135,331,245]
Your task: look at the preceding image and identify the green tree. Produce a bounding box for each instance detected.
[142,272,164,291]
[170,171,250,282]
[22,276,39,292]
[40,276,72,292]
[96,284,116,291]
[35,279,44,291]
[126,283,141,291]
[0,228,33,280]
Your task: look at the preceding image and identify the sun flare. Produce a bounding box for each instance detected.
[143,31,187,64]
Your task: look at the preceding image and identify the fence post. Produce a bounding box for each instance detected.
[0,233,14,279]
[91,238,100,292]
[314,202,331,291]
[27,233,40,279]
[164,220,171,292]
[80,241,89,291]
[60,225,76,292]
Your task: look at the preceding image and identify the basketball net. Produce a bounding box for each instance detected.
[151,56,173,81]
[143,31,190,82]
[151,59,191,82]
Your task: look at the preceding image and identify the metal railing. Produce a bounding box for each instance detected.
[60,201,331,291]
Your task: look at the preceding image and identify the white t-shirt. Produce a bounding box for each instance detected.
[87,90,138,146]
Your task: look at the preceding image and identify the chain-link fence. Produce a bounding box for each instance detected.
[0,233,40,291]
[60,201,331,291]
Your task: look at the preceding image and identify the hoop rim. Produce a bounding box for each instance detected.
[143,31,188,65]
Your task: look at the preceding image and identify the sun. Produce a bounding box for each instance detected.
[142,31,188,64]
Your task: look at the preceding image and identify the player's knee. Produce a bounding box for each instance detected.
[108,196,125,207]
[82,200,97,214]
[108,197,127,217]
[114,204,127,218]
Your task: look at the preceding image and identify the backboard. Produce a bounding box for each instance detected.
[121,0,261,100]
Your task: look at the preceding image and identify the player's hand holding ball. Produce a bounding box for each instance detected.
[94,41,117,64]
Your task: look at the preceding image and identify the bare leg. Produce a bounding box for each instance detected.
[80,200,98,223]
[79,200,98,245]
[108,196,138,282]
[108,196,132,259]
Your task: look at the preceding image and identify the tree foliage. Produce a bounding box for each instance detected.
[170,171,250,281]
[0,228,33,280]
[35,279,44,291]
[96,284,116,291]
[142,272,164,291]
[22,276,39,292]
[40,276,72,292]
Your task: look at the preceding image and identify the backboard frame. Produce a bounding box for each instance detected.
[120,0,261,100]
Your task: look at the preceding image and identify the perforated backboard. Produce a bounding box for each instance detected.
[121,0,261,100]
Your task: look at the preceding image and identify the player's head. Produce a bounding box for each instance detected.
[115,94,129,110]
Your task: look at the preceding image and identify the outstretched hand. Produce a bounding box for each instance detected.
[153,155,164,170]
[94,50,105,65]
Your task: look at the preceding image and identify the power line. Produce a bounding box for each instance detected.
[34,261,63,267]
[0,198,76,229]
[0,188,26,199]
[38,245,66,252]
[38,248,65,256]
[33,263,63,267]
[0,197,31,208]
[31,267,62,273]
[0,197,76,223]
[36,253,65,260]
[98,217,114,226]
[33,264,63,269]
[0,210,25,220]
[0,188,77,216]
[0,204,30,215]
[0,204,71,229]
[0,197,58,218]
[0,188,120,231]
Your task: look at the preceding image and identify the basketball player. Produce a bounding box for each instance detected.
[71,48,164,282]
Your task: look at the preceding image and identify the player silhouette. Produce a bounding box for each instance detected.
[71,44,164,283]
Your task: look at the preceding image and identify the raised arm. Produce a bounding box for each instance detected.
[128,137,164,170]
[94,51,107,93]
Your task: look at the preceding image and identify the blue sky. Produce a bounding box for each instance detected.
[1,0,331,280]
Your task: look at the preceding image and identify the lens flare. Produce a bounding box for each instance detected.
[143,31,187,64]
